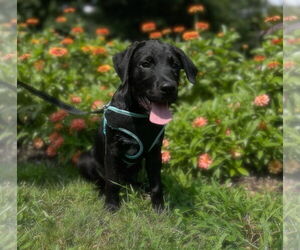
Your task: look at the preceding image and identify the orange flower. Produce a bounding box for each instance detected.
[33,137,44,149]
[49,109,68,122]
[48,47,68,57]
[18,53,31,61]
[286,38,300,44]
[92,100,104,110]
[70,119,86,131]
[242,44,249,49]
[197,153,212,169]
[99,85,108,90]
[217,32,224,37]
[173,26,185,33]
[2,53,15,61]
[81,45,93,53]
[284,61,296,69]
[264,15,281,22]
[96,28,110,36]
[161,151,171,163]
[71,27,84,34]
[72,151,82,164]
[195,22,209,30]
[54,123,64,131]
[56,16,67,23]
[70,96,81,104]
[19,23,28,28]
[51,135,64,149]
[283,16,298,21]
[225,129,231,136]
[34,60,45,71]
[2,22,13,28]
[91,47,107,55]
[149,31,162,39]
[107,41,114,46]
[258,121,267,130]
[162,28,172,35]
[162,139,170,148]
[268,160,283,174]
[267,61,280,69]
[97,64,111,73]
[141,22,156,33]
[271,38,282,45]
[26,18,39,25]
[31,39,41,44]
[253,55,266,62]
[46,145,57,157]
[182,31,199,41]
[60,37,74,45]
[206,51,213,56]
[192,117,208,127]
[188,4,204,14]
[48,132,60,143]
[64,7,76,13]
[254,94,270,107]
[10,18,17,25]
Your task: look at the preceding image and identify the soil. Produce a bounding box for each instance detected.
[232,176,282,193]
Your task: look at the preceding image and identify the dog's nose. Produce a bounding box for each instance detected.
[160,83,176,95]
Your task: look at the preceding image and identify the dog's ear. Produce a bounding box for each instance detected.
[172,46,198,84]
[113,41,144,85]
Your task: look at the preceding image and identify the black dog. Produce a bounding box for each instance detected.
[78,40,197,211]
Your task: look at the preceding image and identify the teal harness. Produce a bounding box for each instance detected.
[102,105,165,166]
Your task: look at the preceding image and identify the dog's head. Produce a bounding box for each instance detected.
[113,40,197,125]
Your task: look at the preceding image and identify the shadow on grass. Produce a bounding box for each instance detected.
[18,161,198,213]
[163,175,199,212]
[17,161,81,187]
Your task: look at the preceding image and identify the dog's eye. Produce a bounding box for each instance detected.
[169,57,180,69]
[172,62,180,69]
[140,61,151,68]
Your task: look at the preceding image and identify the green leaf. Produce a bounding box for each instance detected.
[236,167,249,176]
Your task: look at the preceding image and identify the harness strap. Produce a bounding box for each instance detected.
[148,126,165,152]
[106,106,148,118]
[118,128,144,159]
[102,105,165,164]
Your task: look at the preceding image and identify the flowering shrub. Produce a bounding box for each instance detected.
[17,9,283,178]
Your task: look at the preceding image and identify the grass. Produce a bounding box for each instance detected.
[18,162,282,249]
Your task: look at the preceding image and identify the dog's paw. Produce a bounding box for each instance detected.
[105,203,119,213]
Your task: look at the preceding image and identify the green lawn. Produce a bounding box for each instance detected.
[17,163,282,249]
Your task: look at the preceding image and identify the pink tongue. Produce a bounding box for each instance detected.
[150,103,172,125]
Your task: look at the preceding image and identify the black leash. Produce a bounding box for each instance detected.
[0,80,17,92]
[13,80,125,186]
[17,80,106,115]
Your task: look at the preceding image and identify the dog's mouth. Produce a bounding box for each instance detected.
[149,102,172,125]
[139,97,172,125]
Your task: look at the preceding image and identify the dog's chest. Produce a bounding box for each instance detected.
[103,109,164,164]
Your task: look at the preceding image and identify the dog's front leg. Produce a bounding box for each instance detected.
[145,146,164,211]
[104,130,121,212]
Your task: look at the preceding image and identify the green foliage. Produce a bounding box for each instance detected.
[17,18,282,179]
[17,0,281,44]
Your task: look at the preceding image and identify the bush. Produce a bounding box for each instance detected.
[17,11,283,179]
